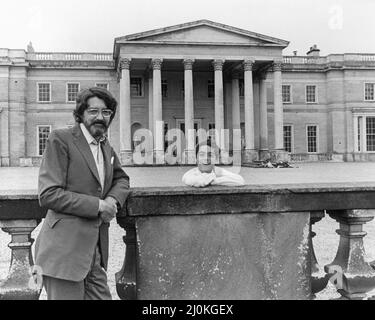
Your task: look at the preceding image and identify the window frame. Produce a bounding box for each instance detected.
[66,82,80,103]
[95,82,109,90]
[305,84,318,104]
[306,124,319,153]
[37,125,52,156]
[37,82,52,103]
[283,124,294,153]
[207,79,215,98]
[364,82,375,101]
[282,84,293,104]
[130,77,144,98]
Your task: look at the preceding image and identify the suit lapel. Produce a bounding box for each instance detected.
[72,124,101,186]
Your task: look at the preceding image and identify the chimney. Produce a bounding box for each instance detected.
[293,50,297,56]
[306,44,320,57]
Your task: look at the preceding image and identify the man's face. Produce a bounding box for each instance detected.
[197,145,217,173]
[82,96,112,139]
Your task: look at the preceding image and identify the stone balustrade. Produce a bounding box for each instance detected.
[283,53,375,65]
[27,52,113,61]
[1,183,375,300]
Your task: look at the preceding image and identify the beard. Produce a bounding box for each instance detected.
[88,120,108,139]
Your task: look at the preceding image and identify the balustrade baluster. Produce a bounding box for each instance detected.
[325,209,375,299]
[0,219,41,300]
[115,217,137,300]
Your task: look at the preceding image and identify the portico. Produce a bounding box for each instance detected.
[114,20,290,165]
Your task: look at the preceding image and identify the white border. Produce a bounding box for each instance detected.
[283,124,294,153]
[36,125,52,156]
[306,124,319,153]
[305,84,318,104]
[364,82,375,101]
[66,82,80,103]
[36,82,52,103]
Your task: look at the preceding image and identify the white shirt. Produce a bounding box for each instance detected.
[182,166,245,187]
[80,123,105,190]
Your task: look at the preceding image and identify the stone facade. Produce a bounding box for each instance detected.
[1,20,375,166]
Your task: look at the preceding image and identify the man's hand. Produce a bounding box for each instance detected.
[99,197,118,223]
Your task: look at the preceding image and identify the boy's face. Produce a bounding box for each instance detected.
[197,145,217,173]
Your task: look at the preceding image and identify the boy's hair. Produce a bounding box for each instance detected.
[195,137,221,157]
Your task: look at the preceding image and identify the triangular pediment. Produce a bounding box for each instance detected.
[115,20,289,47]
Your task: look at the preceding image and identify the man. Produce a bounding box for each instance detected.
[35,87,129,300]
[182,139,245,187]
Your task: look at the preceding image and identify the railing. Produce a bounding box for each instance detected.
[283,53,375,64]
[26,52,113,61]
[1,183,375,299]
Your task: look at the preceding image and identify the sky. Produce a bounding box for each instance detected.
[0,0,374,56]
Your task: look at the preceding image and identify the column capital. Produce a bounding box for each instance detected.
[119,58,131,71]
[243,60,254,71]
[272,61,283,72]
[151,58,163,70]
[183,59,195,70]
[212,59,224,71]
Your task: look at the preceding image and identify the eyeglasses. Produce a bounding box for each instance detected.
[86,108,113,118]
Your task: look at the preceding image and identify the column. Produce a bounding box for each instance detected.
[243,59,258,162]
[0,66,10,166]
[119,58,132,165]
[272,61,288,161]
[183,59,195,164]
[148,72,153,135]
[213,59,225,150]
[231,72,241,161]
[259,72,270,160]
[152,58,164,164]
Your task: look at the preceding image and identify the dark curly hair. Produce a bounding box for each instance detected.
[73,87,117,124]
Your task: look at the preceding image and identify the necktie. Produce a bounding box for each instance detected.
[91,138,105,190]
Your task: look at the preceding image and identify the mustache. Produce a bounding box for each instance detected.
[92,120,107,127]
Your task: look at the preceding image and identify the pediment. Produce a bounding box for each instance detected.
[115,20,289,47]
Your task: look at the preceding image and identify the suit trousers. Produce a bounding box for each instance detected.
[43,245,112,300]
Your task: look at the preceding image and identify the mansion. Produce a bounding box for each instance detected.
[1,19,375,166]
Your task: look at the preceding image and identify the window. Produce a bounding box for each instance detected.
[239,79,244,97]
[307,125,318,153]
[357,117,361,152]
[366,117,375,151]
[67,83,80,102]
[283,125,293,152]
[38,126,51,156]
[365,83,375,101]
[162,80,168,98]
[306,85,317,103]
[95,83,109,90]
[181,80,184,96]
[37,83,51,102]
[130,77,143,97]
[208,80,214,98]
[164,122,169,152]
[282,85,292,103]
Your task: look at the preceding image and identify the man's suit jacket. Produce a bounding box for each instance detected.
[35,124,129,282]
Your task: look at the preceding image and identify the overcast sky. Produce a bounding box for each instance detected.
[1,0,374,56]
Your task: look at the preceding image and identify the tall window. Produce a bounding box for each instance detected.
[38,126,51,156]
[365,83,375,101]
[239,79,244,97]
[283,125,293,152]
[95,83,108,90]
[181,80,184,97]
[357,117,361,152]
[67,83,80,102]
[306,85,317,103]
[130,77,143,97]
[366,117,375,151]
[208,80,214,98]
[282,85,291,103]
[162,80,168,98]
[307,125,318,153]
[38,83,51,102]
